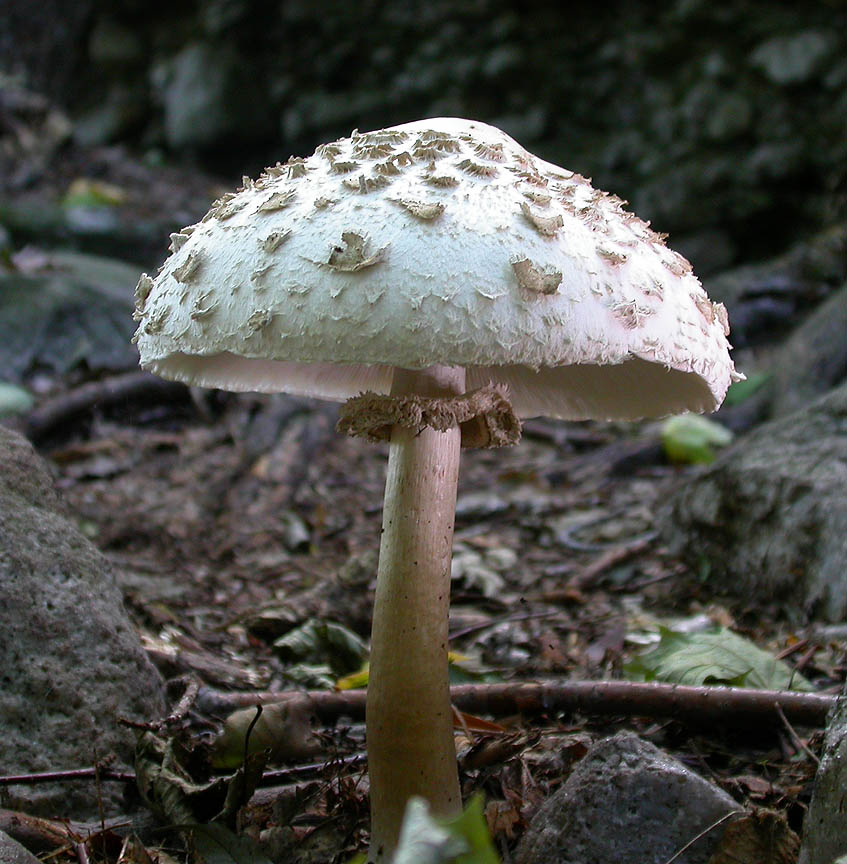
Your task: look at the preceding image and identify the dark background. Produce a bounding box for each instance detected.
[2,0,845,276]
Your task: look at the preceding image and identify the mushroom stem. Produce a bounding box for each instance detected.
[367,365,465,862]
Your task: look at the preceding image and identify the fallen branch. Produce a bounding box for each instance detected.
[197,681,836,729]
[0,767,135,787]
[0,808,130,855]
[25,371,189,442]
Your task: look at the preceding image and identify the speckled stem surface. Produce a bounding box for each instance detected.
[366,365,465,862]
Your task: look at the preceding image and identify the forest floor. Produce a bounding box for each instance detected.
[29,379,836,862]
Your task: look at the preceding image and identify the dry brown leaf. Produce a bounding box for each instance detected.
[707,808,800,864]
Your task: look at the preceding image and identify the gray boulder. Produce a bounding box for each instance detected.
[767,283,847,418]
[0,830,41,864]
[0,249,139,383]
[659,384,847,621]
[0,425,166,818]
[800,682,847,864]
[151,42,271,152]
[516,732,739,864]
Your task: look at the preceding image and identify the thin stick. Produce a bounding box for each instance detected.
[197,680,835,729]
[662,809,744,864]
[25,371,189,442]
[0,767,136,786]
[775,702,821,766]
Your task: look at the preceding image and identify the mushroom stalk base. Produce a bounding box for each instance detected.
[367,366,465,862]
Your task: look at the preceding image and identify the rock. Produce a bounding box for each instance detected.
[516,732,739,864]
[73,84,150,148]
[0,426,166,818]
[750,31,836,85]
[800,682,847,864]
[658,384,847,621]
[0,248,139,383]
[703,224,846,350]
[767,283,847,418]
[0,831,41,864]
[151,42,271,151]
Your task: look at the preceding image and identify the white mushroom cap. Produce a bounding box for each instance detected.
[133,117,741,420]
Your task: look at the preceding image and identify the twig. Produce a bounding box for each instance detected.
[260,752,368,784]
[0,809,130,856]
[662,809,744,864]
[556,507,657,554]
[119,676,201,732]
[244,705,263,766]
[196,681,836,729]
[577,536,655,586]
[0,767,136,786]
[775,702,821,766]
[25,371,189,442]
[775,639,809,660]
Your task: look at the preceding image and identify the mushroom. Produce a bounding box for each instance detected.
[133,117,741,861]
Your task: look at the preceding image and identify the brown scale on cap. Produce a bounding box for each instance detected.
[522,189,552,206]
[330,160,360,174]
[214,199,245,221]
[168,232,191,253]
[520,202,563,236]
[172,250,202,283]
[342,174,392,193]
[316,143,343,160]
[262,230,291,253]
[247,308,274,332]
[395,199,446,220]
[612,299,653,329]
[287,162,308,179]
[327,232,386,272]
[258,190,296,212]
[423,173,460,188]
[374,159,402,176]
[598,247,628,266]
[456,158,499,177]
[511,257,562,295]
[134,274,154,316]
[353,141,396,160]
[474,141,506,162]
[511,168,548,187]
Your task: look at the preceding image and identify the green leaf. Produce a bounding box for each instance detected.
[661,414,734,464]
[0,382,34,416]
[392,794,500,864]
[274,618,368,676]
[191,823,274,864]
[723,372,770,406]
[624,627,814,691]
[61,177,127,209]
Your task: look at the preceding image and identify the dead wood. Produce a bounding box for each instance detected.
[196,681,835,729]
[25,371,189,442]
